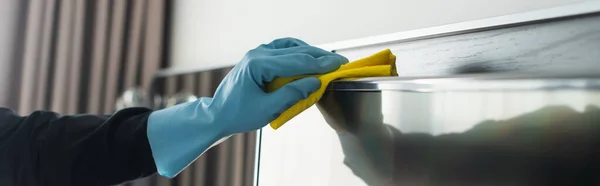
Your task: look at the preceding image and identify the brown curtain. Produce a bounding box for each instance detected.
[0,0,256,185]
[129,67,257,186]
[0,0,168,183]
[0,0,168,115]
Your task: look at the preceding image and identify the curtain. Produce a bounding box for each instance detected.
[0,0,256,185]
[128,67,257,186]
[0,0,169,184]
[0,0,29,109]
[0,0,168,115]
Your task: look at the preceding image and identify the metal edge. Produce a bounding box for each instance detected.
[317,0,600,52]
[333,71,600,82]
[253,129,263,186]
[327,77,600,92]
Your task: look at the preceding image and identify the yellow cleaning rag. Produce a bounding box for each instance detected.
[265,49,397,129]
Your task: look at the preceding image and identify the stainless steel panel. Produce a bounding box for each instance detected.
[333,11,600,77]
[316,76,600,186]
[255,4,600,185]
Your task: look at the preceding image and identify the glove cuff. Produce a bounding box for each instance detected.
[147,99,225,178]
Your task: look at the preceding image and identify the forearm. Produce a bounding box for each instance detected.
[0,107,157,186]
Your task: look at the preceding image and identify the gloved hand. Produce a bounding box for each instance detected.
[147,37,349,178]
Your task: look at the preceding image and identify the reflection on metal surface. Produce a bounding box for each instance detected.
[328,74,600,92]
[317,77,600,186]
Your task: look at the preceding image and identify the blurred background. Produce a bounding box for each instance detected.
[0,0,590,186]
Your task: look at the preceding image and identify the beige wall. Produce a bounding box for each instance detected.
[168,0,586,69]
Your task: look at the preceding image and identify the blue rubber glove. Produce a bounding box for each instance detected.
[147,37,349,178]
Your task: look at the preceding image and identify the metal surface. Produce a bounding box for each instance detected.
[328,73,600,92]
[315,76,600,185]
[254,4,600,185]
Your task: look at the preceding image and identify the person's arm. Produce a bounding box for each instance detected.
[0,37,348,185]
[0,107,157,186]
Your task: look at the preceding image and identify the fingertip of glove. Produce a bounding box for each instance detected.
[318,55,347,71]
[298,77,321,93]
[271,77,320,98]
[337,54,350,64]
[276,77,320,99]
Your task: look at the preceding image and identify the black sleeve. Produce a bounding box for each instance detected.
[0,107,158,186]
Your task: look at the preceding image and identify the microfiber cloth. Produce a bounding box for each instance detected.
[265,49,398,130]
